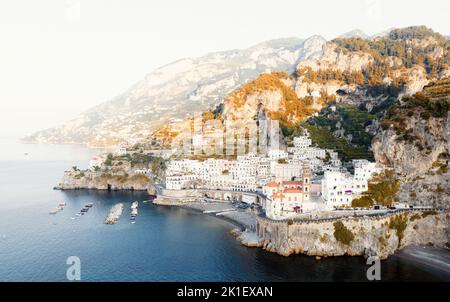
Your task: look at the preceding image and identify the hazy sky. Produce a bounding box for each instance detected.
[0,0,449,137]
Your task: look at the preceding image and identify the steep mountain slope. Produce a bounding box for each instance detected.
[288,26,449,161]
[23,36,326,147]
[372,79,449,207]
[152,27,449,164]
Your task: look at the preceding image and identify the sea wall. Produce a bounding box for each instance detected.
[252,210,449,259]
[153,189,203,205]
[153,189,266,206]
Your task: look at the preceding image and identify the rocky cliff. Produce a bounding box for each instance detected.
[55,152,166,191]
[249,210,449,259]
[222,72,315,127]
[372,79,449,207]
[56,169,152,191]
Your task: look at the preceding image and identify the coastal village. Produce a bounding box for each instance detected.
[53,26,450,260]
[161,129,382,220]
[72,127,448,260]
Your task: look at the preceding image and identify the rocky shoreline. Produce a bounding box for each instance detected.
[249,210,449,259]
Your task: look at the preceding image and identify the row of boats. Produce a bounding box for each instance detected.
[49,202,66,214]
[50,201,142,224]
[130,201,138,224]
[75,203,94,217]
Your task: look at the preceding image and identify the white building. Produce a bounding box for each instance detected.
[321,167,373,208]
[267,149,288,161]
[271,162,302,182]
[293,134,312,150]
[165,174,198,190]
[353,159,381,181]
[117,146,128,156]
[210,173,234,190]
[321,171,354,208]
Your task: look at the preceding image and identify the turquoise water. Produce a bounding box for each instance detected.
[0,138,447,281]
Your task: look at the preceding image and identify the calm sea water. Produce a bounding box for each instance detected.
[0,138,447,281]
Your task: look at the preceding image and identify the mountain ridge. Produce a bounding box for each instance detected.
[23,35,327,147]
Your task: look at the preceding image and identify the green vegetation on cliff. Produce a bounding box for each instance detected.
[389,214,408,245]
[381,78,450,143]
[310,104,375,147]
[297,26,448,108]
[333,221,354,245]
[284,103,376,161]
[351,170,400,208]
[333,26,449,81]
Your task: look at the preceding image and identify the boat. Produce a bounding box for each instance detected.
[131,201,138,209]
[49,209,58,214]
[58,202,66,207]
[85,203,94,208]
[75,213,82,217]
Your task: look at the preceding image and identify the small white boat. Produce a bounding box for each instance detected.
[131,201,138,209]
[49,209,58,214]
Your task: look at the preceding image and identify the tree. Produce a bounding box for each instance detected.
[104,153,113,166]
[351,195,373,208]
[369,171,400,207]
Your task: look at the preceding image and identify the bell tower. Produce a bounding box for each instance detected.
[302,161,311,201]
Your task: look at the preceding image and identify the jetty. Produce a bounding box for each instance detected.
[104,203,124,224]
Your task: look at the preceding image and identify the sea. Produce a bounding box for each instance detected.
[0,137,448,281]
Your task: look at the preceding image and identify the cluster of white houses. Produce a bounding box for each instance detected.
[164,130,381,219]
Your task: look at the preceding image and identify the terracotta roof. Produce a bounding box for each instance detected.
[282,181,303,186]
[266,181,278,187]
[283,188,302,193]
[272,192,285,199]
